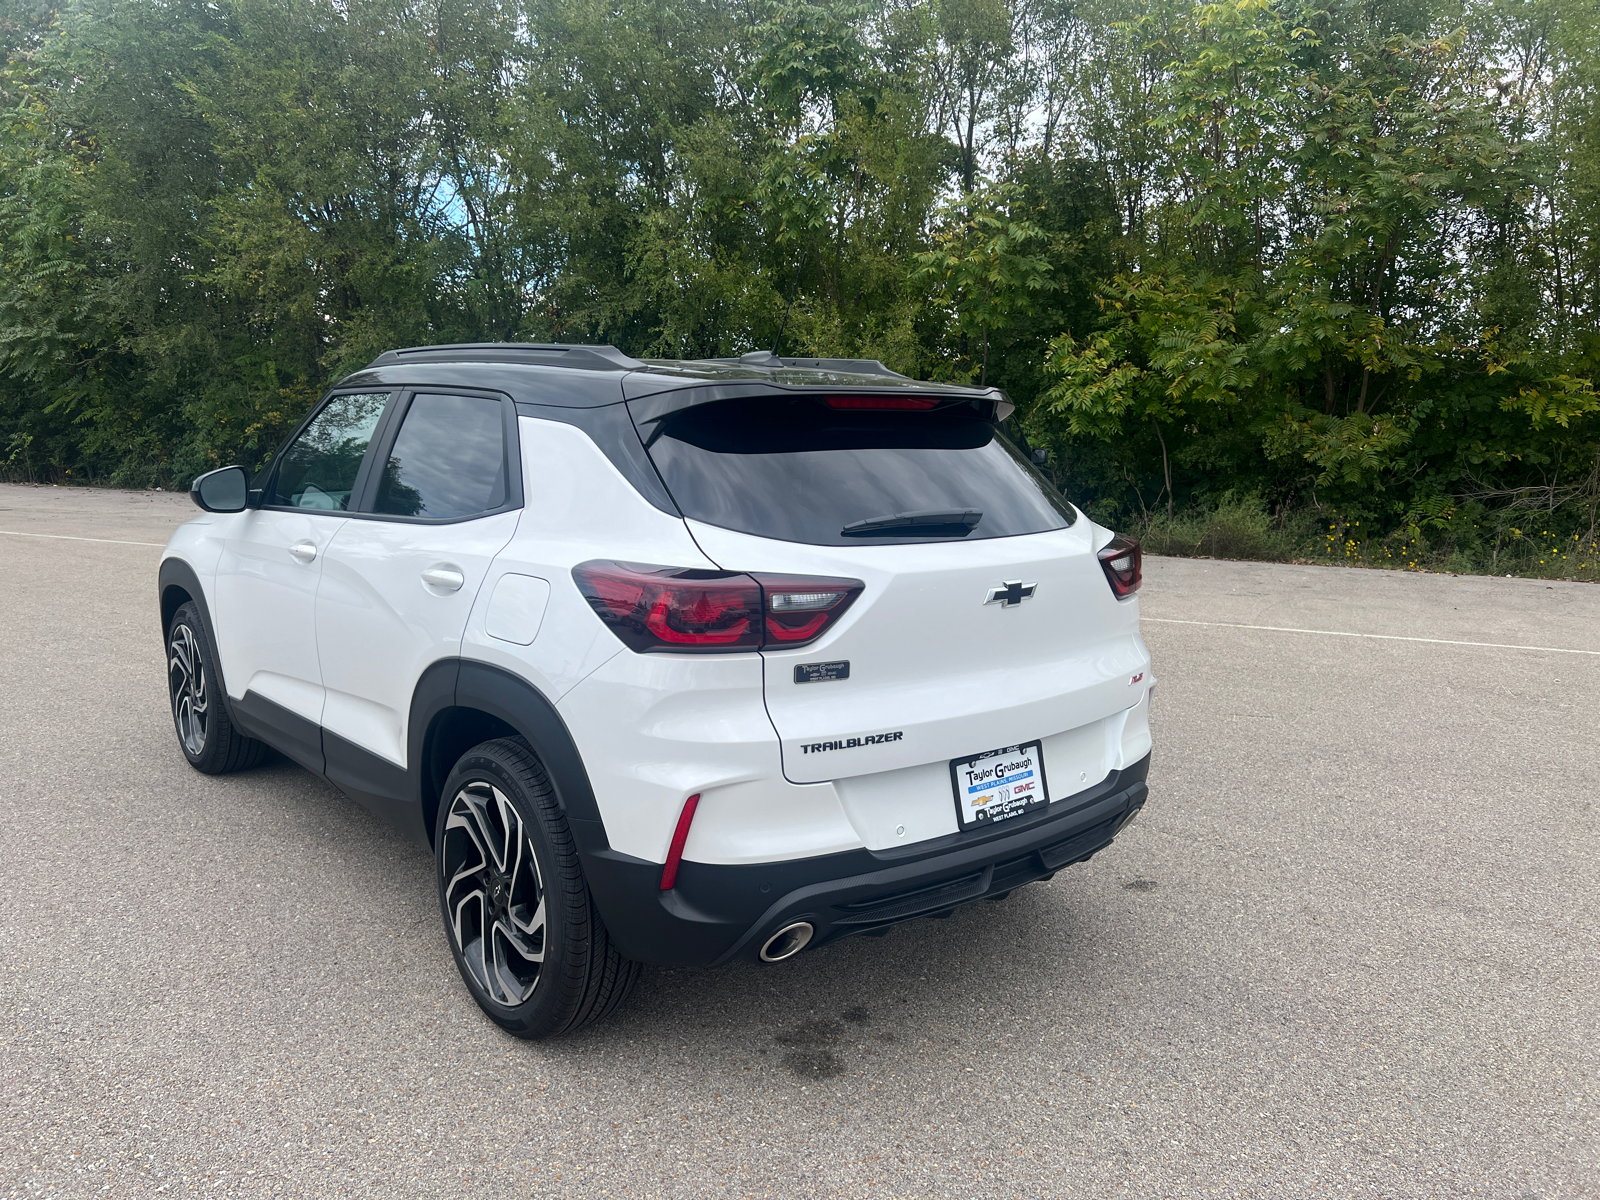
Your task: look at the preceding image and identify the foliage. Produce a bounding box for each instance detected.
[916,184,1054,383]
[0,0,1598,576]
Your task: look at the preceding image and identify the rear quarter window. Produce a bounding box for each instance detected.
[637,395,1075,546]
[373,392,508,520]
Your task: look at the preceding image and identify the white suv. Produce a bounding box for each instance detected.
[159,344,1154,1038]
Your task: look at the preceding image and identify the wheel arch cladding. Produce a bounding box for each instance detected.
[158,557,207,635]
[413,661,611,855]
[419,705,517,843]
[157,557,229,698]
[160,582,191,634]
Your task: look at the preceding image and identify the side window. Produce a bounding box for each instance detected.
[373,392,508,520]
[269,392,390,511]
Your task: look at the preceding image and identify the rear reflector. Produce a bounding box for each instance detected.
[1098,535,1142,598]
[573,562,863,652]
[660,793,700,890]
[824,395,940,411]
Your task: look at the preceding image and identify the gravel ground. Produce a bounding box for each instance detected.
[0,481,1595,1199]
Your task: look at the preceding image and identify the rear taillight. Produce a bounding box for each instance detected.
[824,395,939,411]
[1097,535,1142,598]
[573,562,762,651]
[573,562,863,653]
[756,574,864,644]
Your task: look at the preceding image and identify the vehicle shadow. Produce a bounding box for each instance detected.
[218,751,1147,1087]
[562,879,1145,1088]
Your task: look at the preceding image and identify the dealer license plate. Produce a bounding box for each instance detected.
[950,741,1049,828]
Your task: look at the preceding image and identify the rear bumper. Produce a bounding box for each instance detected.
[580,753,1150,966]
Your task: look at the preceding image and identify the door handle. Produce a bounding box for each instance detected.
[421,564,465,593]
[288,540,317,564]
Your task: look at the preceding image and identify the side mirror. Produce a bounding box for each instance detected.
[191,465,250,513]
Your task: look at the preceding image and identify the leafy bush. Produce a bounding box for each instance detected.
[1136,495,1298,563]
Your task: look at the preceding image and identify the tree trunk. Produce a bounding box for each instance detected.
[1153,417,1173,521]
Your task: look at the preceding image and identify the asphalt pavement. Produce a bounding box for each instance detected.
[1,482,1596,1199]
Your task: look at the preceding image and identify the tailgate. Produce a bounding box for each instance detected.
[686,521,1149,786]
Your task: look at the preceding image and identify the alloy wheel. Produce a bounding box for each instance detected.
[441,782,548,1005]
[168,622,209,757]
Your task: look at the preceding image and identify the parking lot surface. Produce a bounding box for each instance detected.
[1,482,1596,1199]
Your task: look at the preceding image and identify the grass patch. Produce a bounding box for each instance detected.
[1131,494,1600,582]
[1136,495,1299,563]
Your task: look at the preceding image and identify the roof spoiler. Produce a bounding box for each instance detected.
[728,350,909,378]
[722,351,1012,417]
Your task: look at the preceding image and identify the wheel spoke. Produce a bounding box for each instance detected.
[491,919,542,1001]
[445,857,485,897]
[444,792,495,869]
[456,787,507,873]
[511,895,545,940]
[169,633,193,687]
[443,807,489,880]
[499,920,544,964]
[452,886,488,988]
[451,886,484,946]
[177,697,198,750]
[495,789,522,885]
[188,657,208,714]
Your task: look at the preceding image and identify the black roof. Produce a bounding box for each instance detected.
[342,342,1009,413]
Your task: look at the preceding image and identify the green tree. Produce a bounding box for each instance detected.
[917,185,1055,383]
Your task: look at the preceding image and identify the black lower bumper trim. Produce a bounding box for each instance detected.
[581,754,1150,967]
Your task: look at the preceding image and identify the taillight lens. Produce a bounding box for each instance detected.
[573,562,762,651]
[1097,535,1142,598]
[573,562,862,652]
[755,574,864,644]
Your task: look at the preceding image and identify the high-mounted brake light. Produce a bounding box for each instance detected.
[573,562,863,653]
[1098,535,1142,598]
[825,395,940,411]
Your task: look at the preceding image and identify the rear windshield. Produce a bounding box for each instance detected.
[637,396,1076,546]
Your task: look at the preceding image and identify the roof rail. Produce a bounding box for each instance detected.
[367,342,643,372]
[731,350,908,378]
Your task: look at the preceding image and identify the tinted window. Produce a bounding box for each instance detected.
[641,397,1075,546]
[270,392,390,510]
[373,392,507,520]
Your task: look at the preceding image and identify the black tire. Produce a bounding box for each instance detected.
[435,737,639,1039]
[166,601,268,775]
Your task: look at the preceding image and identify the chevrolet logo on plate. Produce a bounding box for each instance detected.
[985,580,1037,607]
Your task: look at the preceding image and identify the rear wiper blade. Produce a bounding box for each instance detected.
[841,509,982,537]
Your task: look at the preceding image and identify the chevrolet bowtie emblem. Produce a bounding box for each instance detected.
[985,580,1037,607]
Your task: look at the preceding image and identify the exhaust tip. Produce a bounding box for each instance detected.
[759,921,815,963]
